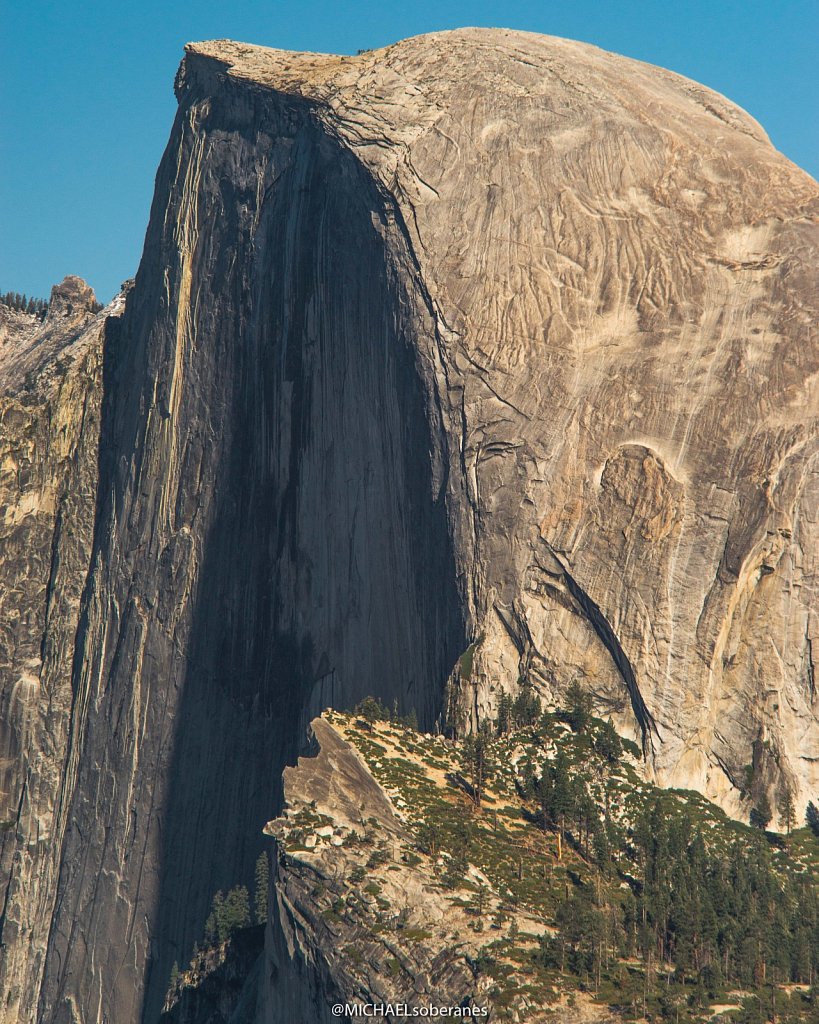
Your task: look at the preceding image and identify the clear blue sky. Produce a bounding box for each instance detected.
[2,0,817,304]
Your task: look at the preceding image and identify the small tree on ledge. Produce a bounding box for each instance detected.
[462,723,494,806]
[750,794,772,831]
[254,852,269,925]
[564,680,593,733]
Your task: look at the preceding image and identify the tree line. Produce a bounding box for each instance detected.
[167,851,270,1000]
[458,679,819,1019]
[1,291,48,317]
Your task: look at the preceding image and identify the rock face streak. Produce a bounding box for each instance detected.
[0,27,816,1024]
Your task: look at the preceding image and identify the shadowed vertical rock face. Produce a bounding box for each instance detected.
[0,26,815,1024]
[34,57,465,1024]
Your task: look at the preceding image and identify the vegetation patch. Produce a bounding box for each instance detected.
[327,684,819,1023]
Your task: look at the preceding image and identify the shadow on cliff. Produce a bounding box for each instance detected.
[142,96,466,1020]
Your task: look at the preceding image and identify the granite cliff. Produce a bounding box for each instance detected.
[0,279,115,1024]
[0,26,816,1024]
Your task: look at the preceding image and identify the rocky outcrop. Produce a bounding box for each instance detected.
[0,279,117,1024]
[160,927,264,1024]
[0,27,816,1024]
[258,717,490,1023]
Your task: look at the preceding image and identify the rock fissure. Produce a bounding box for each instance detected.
[556,551,659,753]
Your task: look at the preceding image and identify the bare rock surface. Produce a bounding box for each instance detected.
[0,282,119,1024]
[181,29,819,816]
[0,27,815,1024]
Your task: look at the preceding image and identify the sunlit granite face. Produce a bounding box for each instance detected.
[183,27,819,817]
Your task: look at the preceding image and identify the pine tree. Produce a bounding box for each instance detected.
[594,718,622,763]
[534,768,553,831]
[354,696,389,722]
[417,820,442,857]
[750,795,772,831]
[511,678,541,727]
[204,890,224,944]
[564,680,592,732]
[204,885,250,946]
[254,852,269,925]
[441,849,468,889]
[806,800,819,837]
[779,789,795,835]
[219,886,250,941]
[461,723,493,805]
[551,750,573,861]
[496,690,513,735]
[469,882,490,919]
[592,823,610,871]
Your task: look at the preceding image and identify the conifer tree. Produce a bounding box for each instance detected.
[534,768,553,831]
[462,722,493,805]
[750,794,772,831]
[219,885,250,941]
[779,789,795,836]
[204,891,224,944]
[594,718,622,763]
[806,800,819,837]
[496,690,513,735]
[564,680,593,732]
[204,886,250,945]
[551,750,573,860]
[254,852,269,925]
[511,678,541,727]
